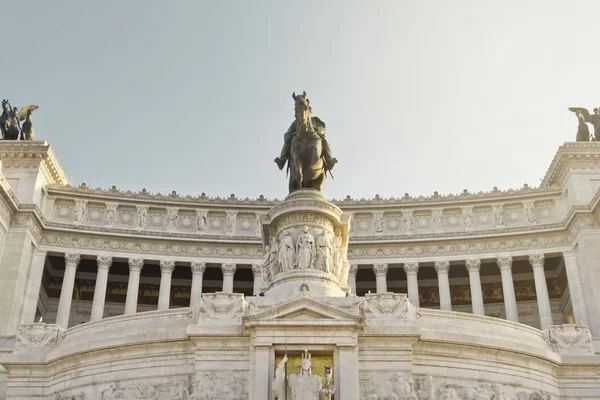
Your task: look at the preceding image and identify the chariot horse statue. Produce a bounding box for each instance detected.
[0,99,39,140]
[275,92,338,193]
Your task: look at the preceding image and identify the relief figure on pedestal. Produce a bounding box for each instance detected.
[262,245,273,283]
[270,236,281,276]
[297,226,315,269]
[315,230,333,273]
[274,91,338,193]
[279,230,296,271]
[332,236,342,277]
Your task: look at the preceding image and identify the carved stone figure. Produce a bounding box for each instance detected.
[275,92,338,193]
[463,208,474,230]
[404,212,413,233]
[227,212,237,235]
[439,388,461,400]
[287,350,322,400]
[167,208,178,230]
[525,202,536,224]
[273,354,288,400]
[374,213,384,233]
[392,373,417,399]
[74,200,86,223]
[137,207,147,229]
[433,210,443,231]
[261,246,273,283]
[270,236,281,275]
[419,375,436,400]
[296,226,315,269]
[315,230,333,273]
[279,230,296,271]
[332,236,342,277]
[319,366,335,400]
[100,384,115,400]
[196,210,207,233]
[494,205,505,226]
[106,204,117,226]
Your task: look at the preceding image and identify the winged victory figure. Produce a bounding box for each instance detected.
[569,107,600,141]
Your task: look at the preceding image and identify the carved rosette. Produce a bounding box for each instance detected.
[14,323,65,354]
[360,292,420,324]
[545,324,594,355]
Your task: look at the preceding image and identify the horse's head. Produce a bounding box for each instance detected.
[292,91,311,127]
[1,100,9,112]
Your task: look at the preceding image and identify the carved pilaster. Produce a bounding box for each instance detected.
[434,261,450,274]
[497,256,513,271]
[96,255,112,270]
[465,259,481,272]
[372,263,388,276]
[191,261,206,275]
[403,262,419,276]
[128,258,144,272]
[159,260,176,274]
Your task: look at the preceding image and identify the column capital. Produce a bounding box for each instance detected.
[96,255,112,270]
[465,259,481,272]
[529,254,545,269]
[191,261,207,275]
[497,256,513,271]
[221,263,237,276]
[349,264,359,276]
[373,263,388,276]
[403,262,419,275]
[434,261,450,273]
[128,258,144,272]
[251,264,262,276]
[64,253,81,267]
[159,260,176,274]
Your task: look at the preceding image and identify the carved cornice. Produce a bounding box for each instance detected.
[403,262,419,275]
[128,258,144,272]
[0,141,68,185]
[497,256,513,271]
[541,141,600,187]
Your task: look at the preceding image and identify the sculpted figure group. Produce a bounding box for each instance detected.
[1,99,39,140]
[262,226,348,283]
[273,350,335,400]
[569,106,600,141]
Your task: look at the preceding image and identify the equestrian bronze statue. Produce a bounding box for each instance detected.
[1,100,39,140]
[275,92,338,193]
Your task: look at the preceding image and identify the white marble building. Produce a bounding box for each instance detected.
[0,141,599,399]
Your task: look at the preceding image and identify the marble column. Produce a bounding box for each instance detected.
[529,254,553,329]
[347,264,358,295]
[465,259,485,316]
[373,263,388,293]
[125,258,144,315]
[90,255,112,321]
[251,264,263,296]
[158,260,175,310]
[403,262,420,307]
[56,253,81,328]
[562,250,589,326]
[497,257,519,323]
[190,261,206,307]
[222,263,237,293]
[434,261,452,311]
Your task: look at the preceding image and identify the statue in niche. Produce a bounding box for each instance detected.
[494,205,505,226]
[74,200,86,223]
[274,350,322,400]
[315,230,333,273]
[374,213,384,233]
[197,211,207,233]
[569,107,600,141]
[332,236,343,277]
[433,210,443,231]
[320,366,335,400]
[227,213,236,234]
[525,202,536,224]
[464,209,474,230]
[106,206,116,226]
[404,212,413,232]
[296,225,315,269]
[274,91,338,193]
[167,209,178,230]
[137,207,147,228]
[279,229,296,271]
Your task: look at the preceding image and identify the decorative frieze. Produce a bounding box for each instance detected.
[545,324,594,355]
[14,323,65,354]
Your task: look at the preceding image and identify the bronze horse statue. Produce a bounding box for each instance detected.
[288,92,327,192]
[0,100,20,140]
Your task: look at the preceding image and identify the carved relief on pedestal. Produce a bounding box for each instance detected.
[98,377,192,400]
[359,372,418,400]
[360,292,419,323]
[14,323,65,354]
[191,371,248,400]
[190,292,247,321]
[545,324,594,355]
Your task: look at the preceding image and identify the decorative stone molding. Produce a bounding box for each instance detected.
[96,255,112,270]
[497,256,513,271]
[372,263,388,276]
[190,261,206,274]
[64,252,81,267]
[529,253,545,268]
[192,371,248,399]
[159,260,175,273]
[403,262,419,275]
[360,292,419,323]
[14,323,65,354]
[359,372,417,400]
[128,258,144,272]
[434,261,450,274]
[98,377,192,400]
[465,259,481,272]
[221,263,237,276]
[190,292,247,321]
[545,324,594,356]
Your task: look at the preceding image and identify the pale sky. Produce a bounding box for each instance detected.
[3,1,599,200]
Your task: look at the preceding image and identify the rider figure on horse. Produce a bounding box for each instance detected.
[274,92,338,172]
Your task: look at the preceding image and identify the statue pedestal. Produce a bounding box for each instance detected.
[262,190,351,297]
